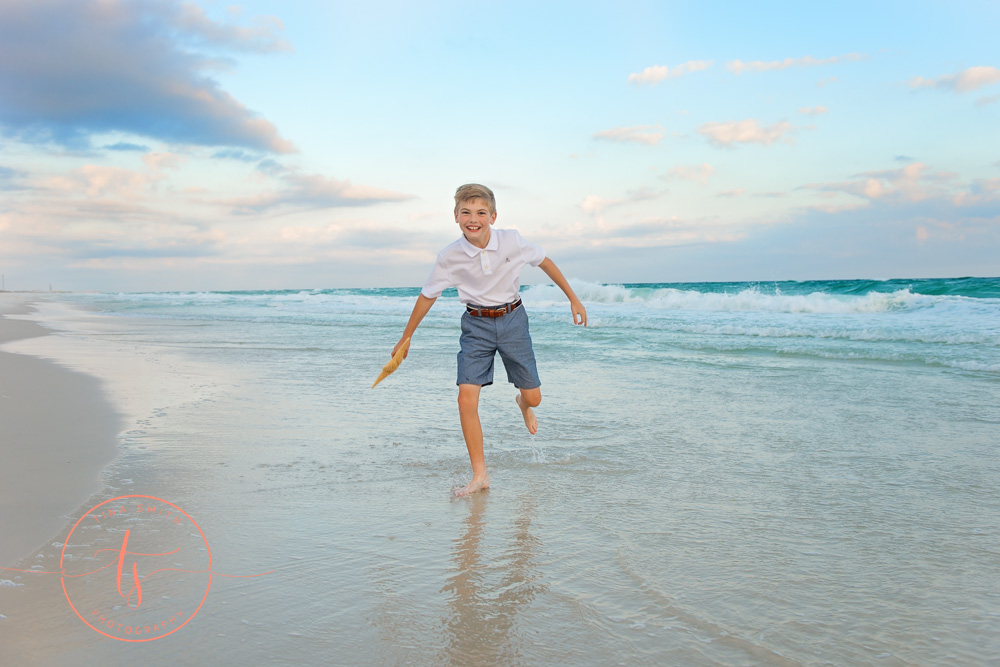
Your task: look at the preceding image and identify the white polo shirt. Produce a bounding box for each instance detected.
[421,228,546,306]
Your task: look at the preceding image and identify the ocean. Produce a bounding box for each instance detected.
[2,277,999,665]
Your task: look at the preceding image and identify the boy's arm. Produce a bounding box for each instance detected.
[537,257,587,326]
[394,294,437,358]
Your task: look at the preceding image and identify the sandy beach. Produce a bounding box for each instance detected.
[0,296,121,568]
[1,286,998,665]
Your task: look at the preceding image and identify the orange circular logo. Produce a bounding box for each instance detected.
[61,495,212,642]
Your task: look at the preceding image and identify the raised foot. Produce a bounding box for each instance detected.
[454,475,490,497]
[516,395,538,435]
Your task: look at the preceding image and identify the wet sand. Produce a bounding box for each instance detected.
[1,290,997,665]
[0,295,122,568]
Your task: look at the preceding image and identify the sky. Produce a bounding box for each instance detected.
[1,0,998,292]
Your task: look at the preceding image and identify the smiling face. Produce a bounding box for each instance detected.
[455,197,497,248]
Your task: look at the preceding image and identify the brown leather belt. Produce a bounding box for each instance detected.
[466,298,522,318]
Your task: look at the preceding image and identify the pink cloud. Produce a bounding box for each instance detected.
[220,172,413,215]
[592,125,666,146]
[798,106,829,116]
[664,164,715,184]
[697,119,793,148]
[910,66,1000,93]
[727,53,865,75]
[627,60,713,86]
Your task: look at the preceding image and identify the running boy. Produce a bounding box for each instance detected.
[392,184,587,496]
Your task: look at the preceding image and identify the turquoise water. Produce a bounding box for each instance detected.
[5,278,1000,664]
[71,276,1000,375]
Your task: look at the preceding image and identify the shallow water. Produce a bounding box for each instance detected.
[2,279,999,665]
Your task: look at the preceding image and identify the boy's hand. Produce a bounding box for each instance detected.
[392,337,410,359]
[571,299,587,327]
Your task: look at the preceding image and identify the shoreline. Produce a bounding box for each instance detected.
[0,295,122,567]
[0,290,995,663]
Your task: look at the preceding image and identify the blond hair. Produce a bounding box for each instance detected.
[454,183,496,215]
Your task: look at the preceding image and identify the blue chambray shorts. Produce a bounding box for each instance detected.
[457,304,541,389]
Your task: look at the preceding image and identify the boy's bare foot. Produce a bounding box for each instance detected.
[516,395,538,434]
[454,474,490,497]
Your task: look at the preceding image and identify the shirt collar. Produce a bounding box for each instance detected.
[459,228,498,256]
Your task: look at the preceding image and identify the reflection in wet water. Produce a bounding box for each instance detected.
[5,293,998,664]
[443,492,542,665]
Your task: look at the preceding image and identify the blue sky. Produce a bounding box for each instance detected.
[1,0,998,291]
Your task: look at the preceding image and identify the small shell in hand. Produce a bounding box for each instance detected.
[372,337,410,388]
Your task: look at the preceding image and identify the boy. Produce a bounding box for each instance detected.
[392,184,587,497]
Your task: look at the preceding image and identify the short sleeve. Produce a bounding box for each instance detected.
[420,253,452,299]
[516,230,545,267]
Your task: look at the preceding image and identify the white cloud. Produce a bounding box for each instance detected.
[664,164,714,184]
[592,125,665,146]
[142,152,187,171]
[220,172,413,215]
[717,189,746,198]
[580,195,614,215]
[977,94,1000,107]
[173,3,292,53]
[798,106,828,116]
[952,177,1000,207]
[910,66,1000,93]
[533,211,746,253]
[627,60,713,86]
[697,119,793,148]
[801,163,960,204]
[727,53,865,75]
[580,187,662,215]
[44,165,155,198]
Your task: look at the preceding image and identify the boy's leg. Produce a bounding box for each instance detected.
[456,312,495,496]
[456,383,490,496]
[496,307,542,435]
[516,388,540,434]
